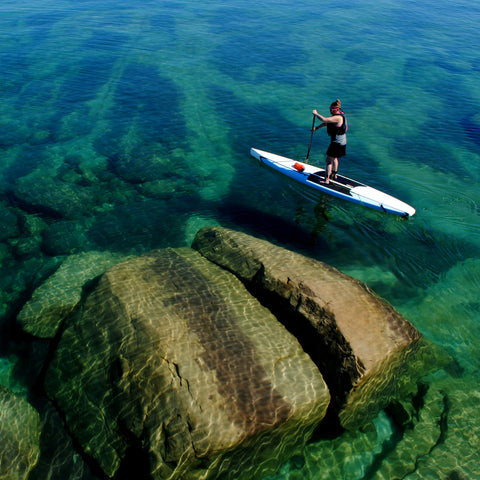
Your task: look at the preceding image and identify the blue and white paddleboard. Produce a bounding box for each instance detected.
[250,148,416,217]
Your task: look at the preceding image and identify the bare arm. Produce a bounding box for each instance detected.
[313,109,343,125]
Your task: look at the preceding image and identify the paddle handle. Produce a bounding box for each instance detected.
[305,113,316,162]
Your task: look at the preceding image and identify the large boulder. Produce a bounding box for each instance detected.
[192,227,421,429]
[0,385,41,480]
[44,247,329,479]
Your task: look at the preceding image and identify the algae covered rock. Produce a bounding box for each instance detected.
[192,226,421,429]
[44,248,329,479]
[17,250,131,338]
[13,171,99,220]
[368,373,480,480]
[0,385,41,480]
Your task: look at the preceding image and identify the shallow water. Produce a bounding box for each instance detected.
[1,0,479,478]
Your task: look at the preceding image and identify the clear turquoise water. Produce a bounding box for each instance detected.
[1,0,479,478]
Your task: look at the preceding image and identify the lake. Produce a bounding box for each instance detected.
[1,0,479,478]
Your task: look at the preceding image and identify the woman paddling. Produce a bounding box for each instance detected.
[312,99,347,184]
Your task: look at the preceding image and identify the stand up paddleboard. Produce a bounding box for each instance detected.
[250,148,416,217]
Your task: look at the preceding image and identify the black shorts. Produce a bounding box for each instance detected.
[326,142,346,158]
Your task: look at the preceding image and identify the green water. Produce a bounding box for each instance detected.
[1,0,479,478]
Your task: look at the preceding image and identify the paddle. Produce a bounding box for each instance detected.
[305,113,316,163]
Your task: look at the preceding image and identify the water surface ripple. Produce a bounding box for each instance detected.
[1,0,479,478]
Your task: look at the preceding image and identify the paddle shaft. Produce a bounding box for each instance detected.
[305,114,316,162]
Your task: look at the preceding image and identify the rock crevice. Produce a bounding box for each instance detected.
[192,227,421,429]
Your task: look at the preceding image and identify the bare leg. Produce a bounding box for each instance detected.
[331,157,339,179]
[323,156,334,183]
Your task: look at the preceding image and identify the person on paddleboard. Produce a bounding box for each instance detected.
[312,99,347,184]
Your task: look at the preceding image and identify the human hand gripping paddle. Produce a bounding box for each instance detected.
[305,113,317,163]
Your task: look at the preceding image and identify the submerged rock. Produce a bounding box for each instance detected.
[17,251,131,338]
[192,226,421,429]
[372,372,480,480]
[0,385,41,480]
[12,165,106,220]
[44,248,329,479]
[0,205,20,242]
